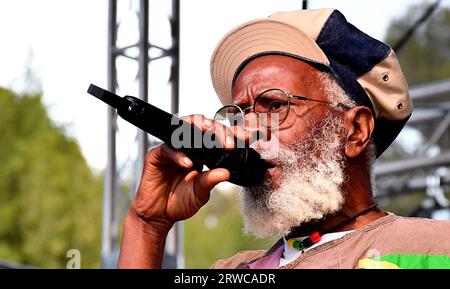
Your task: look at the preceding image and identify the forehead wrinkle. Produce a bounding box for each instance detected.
[233,83,257,106]
[232,93,247,106]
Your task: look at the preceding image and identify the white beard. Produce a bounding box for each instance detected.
[241,113,347,239]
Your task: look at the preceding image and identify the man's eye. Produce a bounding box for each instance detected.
[269,100,287,111]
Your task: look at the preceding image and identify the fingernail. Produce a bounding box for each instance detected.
[183,157,192,166]
[216,169,230,180]
[204,119,212,128]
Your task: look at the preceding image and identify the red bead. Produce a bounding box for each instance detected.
[310,231,321,243]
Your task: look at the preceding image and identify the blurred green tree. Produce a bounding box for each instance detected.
[382,4,450,161]
[0,87,102,268]
[385,4,450,85]
[380,4,450,215]
[184,185,274,268]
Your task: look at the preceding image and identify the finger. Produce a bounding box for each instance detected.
[180,115,252,150]
[206,124,235,150]
[148,143,193,169]
[180,114,234,150]
[180,114,213,131]
[229,125,254,145]
[206,120,259,150]
[210,124,260,151]
[193,168,230,203]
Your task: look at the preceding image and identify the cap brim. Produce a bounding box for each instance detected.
[211,19,330,105]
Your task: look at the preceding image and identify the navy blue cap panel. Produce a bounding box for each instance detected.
[316,10,391,109]
[317,10,391,76]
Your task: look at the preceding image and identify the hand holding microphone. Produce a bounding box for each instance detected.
[87,84,270,187]
[87,84,270,233]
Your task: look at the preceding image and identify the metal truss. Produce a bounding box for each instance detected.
[374,0,449,217]
[375,78,450,217]
[103,0,181,268]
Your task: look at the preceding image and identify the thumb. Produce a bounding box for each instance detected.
[193,168,230,203]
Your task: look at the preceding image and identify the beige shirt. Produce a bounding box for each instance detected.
[211,213,450,269]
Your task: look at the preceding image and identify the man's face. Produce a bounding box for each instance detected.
[231,54,349,238]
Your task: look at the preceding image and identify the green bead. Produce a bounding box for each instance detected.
[293,240,303,250]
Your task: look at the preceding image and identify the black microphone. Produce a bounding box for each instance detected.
[87,84,270,186]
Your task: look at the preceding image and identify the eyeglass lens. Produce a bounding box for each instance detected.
[214,89,291,128]
[214,105,245,127]
[254,89,289,127]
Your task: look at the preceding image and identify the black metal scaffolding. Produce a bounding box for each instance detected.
[103,0,181,268]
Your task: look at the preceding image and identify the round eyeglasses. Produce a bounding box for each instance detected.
[214,88,350,128]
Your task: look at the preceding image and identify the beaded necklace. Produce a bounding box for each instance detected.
[287,203,378,252]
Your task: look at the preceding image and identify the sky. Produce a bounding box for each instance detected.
[0,0,448,172]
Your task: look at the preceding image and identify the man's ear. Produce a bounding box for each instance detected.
[343,106,375,158]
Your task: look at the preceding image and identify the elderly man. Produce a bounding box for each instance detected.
[118,9,450,269]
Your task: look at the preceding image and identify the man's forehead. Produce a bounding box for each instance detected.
[231,55,324,102]
[235,55,321,80]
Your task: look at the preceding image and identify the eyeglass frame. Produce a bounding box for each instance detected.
[214,88,351,128]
